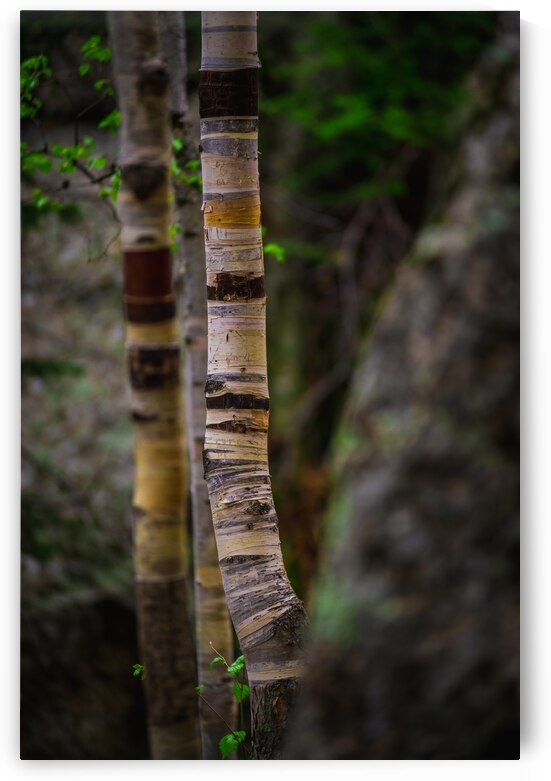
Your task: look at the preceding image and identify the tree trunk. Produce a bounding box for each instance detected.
[107,11,199,759]
[199,11,309,759]
[159,11,238,759]
[284,14,519,760]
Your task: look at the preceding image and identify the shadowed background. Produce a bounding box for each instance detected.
[20,10,518,759]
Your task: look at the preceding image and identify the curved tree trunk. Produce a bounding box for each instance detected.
[159,11,237,759]
[199,11,309,759]
[108,11,199,759]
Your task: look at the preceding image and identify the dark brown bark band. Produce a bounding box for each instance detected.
[206,420,268,434]
[206,273,265,301]
[123,248,173,297]
[124,298,177,323]
[199,69,258,118]
[205,393,269,410]
[128,346,180,390]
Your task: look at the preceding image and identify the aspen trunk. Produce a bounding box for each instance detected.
[107,11,199,759]
[159,11,238,759]
[199,11,308,759]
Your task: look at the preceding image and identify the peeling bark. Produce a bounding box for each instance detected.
[108,11,199,760]
[199,11,308,759]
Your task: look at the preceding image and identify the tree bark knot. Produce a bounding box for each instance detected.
[122,163,167,201]
[138,59,169,95]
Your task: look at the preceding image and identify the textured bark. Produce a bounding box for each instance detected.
[199,11,308,759]
[108,11,199,759]
[284,15,519,760]
[159,11,237,759]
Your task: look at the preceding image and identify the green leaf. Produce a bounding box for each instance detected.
[89,156,107,170]
[232,682,250,703]
[81,35,112,63]
[194,685,205,694]
[98,109,121,134]
[219,731,246,759]
[78,63,91,77]
[208,656,225,670]
[185,159,201,172]
[132,662,145,680]
[58,160,76,174]
[227,655,245,678]
[21,151,52,174]
[264,242,286,263]
[172,138,184,152]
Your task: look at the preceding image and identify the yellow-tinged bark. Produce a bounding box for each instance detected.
[108,11,199,759]
[199,11,308,759]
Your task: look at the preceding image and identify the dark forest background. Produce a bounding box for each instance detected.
[20,11,519,759]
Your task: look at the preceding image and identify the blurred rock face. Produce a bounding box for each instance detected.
[285,16,519,759]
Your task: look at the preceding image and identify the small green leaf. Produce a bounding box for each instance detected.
[209,656,225,670]
[89,156,107,170]
[264,242,286,263]
[132,662,145,680]
[172,138,184,152]
[185,159,201,172]
[98,109,121,134]
[219,731,246,759]
[58,160,76,174]
[227,655,245,678]
[232,682,250,703]
[194,685,205,694]
[79,63,91,77]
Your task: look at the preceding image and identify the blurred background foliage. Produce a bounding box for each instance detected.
[20,11,504,758]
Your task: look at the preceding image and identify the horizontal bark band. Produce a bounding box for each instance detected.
[206,420,268,434]
[205,393,269,410]
[204,193,260,226]
[128,346,180,389]
[200,136,258,158]
[123,248,173,297]
[207,273,265,301]
[206,374,267,389]
[200,118,258,135]
[201,25,256,33]
[124,299,176,323]
[199,69,258,118]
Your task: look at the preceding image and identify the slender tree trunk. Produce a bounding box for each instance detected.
[107,11,199,759]
[159,11,238,759]
[199,11,309,759]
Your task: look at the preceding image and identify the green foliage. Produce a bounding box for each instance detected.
[227,655,245,678]
[20,39,121,229]
[98,109,121,134]
[260,11,495,204]
[219,731,246,760]
[20,54,52,119]
[264,242,286,263]
[81,34,112,64]
[232,681,250,703]
[195,648,251,758]
[21,357,85,385]
[99,168,121,202]
[132,663,146,681]
[170,154,202,191]
[169,222,182,254]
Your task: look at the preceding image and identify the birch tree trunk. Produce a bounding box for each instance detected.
[107,11,199,759]
[199,11,309,759]
[159,11,237,759]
